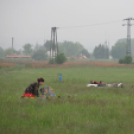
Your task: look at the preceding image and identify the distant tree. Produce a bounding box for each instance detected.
[0,47,5,57]
[44,40,89,58]
[55,53,67,64]
[93,44,109,59]
[34,43,42,51]
[32,49,47,61]
[111,38,134,59]
[81,49,90,58]
[59,41,84,57]
[44,40,51,51]
[4,48,17,56]
[111,41,126,59]
[23,44,33,55]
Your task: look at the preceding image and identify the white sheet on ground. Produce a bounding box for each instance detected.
[87,83,123,88]
[87,84,98,87]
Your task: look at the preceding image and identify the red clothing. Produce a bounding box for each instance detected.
[94,81,99,84]
[100,81,103,84]
[21,93,35,98]
[21,82,40,98]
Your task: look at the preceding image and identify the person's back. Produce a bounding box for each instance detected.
[22,78,44,98]
[25,82,39,96]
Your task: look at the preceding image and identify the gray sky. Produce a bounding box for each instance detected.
[0,0,134,52]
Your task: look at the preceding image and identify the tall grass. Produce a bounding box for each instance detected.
[0,67,134,134]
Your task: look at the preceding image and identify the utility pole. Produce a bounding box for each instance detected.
[122,17,134,56]
[12,37,13,61]
[50,27,58,58]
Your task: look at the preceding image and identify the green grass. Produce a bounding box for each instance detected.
[0,67,134,134]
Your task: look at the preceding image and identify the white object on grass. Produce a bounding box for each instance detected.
[117,83,123,87]
[87,83,123,88]
[87,84,98,87]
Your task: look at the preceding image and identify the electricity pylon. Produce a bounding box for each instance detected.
[122,17,134,56]
[50,27,58,58]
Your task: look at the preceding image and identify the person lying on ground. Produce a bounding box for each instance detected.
[98,81,107,87]
[90,80,99,84]
[40,85,56,98]
[87,82,123,88]
[21,78,44,98]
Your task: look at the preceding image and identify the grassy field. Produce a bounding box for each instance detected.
[0,66,134,134]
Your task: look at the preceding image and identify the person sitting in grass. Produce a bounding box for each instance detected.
[40,85,56,99]
[21,78,44,98]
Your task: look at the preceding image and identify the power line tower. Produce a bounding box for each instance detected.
[122,17,134,56]
[50,27,58,58]
[12,37,14,61]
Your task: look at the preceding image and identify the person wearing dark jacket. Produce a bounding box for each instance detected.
[98,81,106,87]
[21,78,44,98]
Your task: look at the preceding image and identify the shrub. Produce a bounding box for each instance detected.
[55,53,67,64]
[119,55,132,64]
[124,55,132,64]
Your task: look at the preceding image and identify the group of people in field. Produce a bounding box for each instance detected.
[21,78,56,98]
[90,80,106,87]
[87,80,123,88]
[21,78,123,98]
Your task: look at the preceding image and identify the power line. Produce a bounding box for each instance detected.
[58,20,122,29]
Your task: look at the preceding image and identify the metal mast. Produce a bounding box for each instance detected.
[50,27,58,58]
[12,37,13,61]
[122,17,134,56]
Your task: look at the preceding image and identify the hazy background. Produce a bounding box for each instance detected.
[0,0,134,52]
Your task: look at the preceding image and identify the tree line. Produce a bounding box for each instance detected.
[0,41,90,60]
[0,38,133,60]
[93,38,134,59]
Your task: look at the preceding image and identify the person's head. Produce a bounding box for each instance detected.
[90,80,94,84]
[100,81,103,84]
[37,78,44,85]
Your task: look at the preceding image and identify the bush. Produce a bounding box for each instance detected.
[119,55,132,64]
[55,53,67,64]
[124,55,132,64]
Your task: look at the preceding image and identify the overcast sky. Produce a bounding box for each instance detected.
[0,0,134,52]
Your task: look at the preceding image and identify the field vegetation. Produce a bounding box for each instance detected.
[0,62,134,134]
